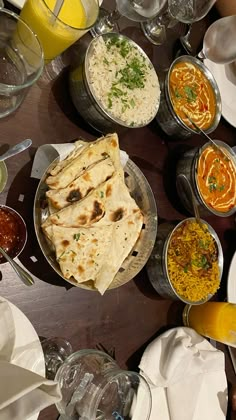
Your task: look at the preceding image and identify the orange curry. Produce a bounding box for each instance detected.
[169,61,216,130]
[197,146,236,213]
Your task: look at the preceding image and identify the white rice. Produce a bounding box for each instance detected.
[87,36,160,126]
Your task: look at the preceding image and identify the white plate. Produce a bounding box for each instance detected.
[204,59,236,128]
[6,0,103,9]
[0,297,45,420]
[227,251,236,303]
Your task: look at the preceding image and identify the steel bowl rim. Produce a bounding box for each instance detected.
[0,161,8,193]
[0,204,27,263]
[163,217,224,305]
[193,140,236,217]
[84,32,160,128]
[165,55,222,135]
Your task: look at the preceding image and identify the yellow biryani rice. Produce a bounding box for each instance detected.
[167,220,220,302]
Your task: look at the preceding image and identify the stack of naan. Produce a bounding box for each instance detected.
[42,133,143,295]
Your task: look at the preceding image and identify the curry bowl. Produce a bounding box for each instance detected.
[176,140,236,217]
[0,205,27,264]
[69,33,161,134]
[156,55,221,138]
[146,218,223,304]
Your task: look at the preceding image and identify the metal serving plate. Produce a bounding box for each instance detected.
[33,157,158,291]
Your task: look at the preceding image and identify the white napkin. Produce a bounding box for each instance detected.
[137,327,228,420]
[31,141,129,180]
[0,300,62,420]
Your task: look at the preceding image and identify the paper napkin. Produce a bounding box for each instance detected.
[0,300,62,420]
[136,327,228,420]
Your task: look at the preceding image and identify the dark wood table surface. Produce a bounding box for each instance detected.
[1,1,236,419]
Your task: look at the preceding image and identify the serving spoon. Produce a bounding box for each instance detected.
[177,174,201,225]
[0,246,35,286]
[184,113,228,160]
[0,139,32,162]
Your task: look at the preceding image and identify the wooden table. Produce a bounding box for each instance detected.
[1,2,236,419]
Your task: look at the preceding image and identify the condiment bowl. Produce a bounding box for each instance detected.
[0,205,27,264]
[69,33,161,134]
[176,140,236,217]
[146,218,223,304]
[156,55,222,138]
[0,161,8,193]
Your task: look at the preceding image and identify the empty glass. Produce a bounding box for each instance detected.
[0,8,44,118]
[55,349,152,420]
[41,337,73,380]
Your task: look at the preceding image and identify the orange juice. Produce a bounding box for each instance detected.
[183,302,236,347]
[20,0,89,61]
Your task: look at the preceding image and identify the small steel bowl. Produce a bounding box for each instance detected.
[69,33,160,134]
[0,205,27,264]
[0,161,8,193]
[146,218,223,304]
[156,55,222,138]
[176,140,236,217]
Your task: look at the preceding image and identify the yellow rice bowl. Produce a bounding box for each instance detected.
[166,219,221,303]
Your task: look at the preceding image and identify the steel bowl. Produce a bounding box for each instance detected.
[0,205,27,264]
[176,140,236,217]
[156,55,222,138]
[0,161,8,193]
[69,33,160,134]
[146,218,223,304]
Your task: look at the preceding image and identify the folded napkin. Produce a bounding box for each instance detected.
[137,327,228,420]
[31,141,129,180]
[0,300,62,420]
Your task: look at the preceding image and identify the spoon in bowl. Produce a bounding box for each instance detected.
[0,246,34,286]
[0,139,32,162]
[177,174,201,225]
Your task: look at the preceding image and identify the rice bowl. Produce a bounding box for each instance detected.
[86,34,160,127]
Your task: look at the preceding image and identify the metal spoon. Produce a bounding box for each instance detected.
[0,246,34,286]
[0,139,32,162]
[184,113,228,159]
[177,174,201,224]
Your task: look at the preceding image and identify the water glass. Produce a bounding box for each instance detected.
[183,302,236,347]
[41,337,73,380]
[55,349,152,420]
[20,0,99,62]
[0,9,44,118]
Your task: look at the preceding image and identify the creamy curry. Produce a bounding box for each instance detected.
[169,61,216,130]
[197,146,236,213]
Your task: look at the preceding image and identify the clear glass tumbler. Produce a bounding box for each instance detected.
[55,349,152,420]
[0,8,44,118]
[20,0,99,62]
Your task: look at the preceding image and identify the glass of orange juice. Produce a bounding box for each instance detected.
[183,302,236,347]
[20,0,99,62]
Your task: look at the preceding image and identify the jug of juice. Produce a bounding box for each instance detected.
[183,302,236,347]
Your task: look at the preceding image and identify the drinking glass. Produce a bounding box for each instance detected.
[55,349,152,420]
[20,0,99,62]
[0,8,44,118]
[41,337,73,380]
[90,0,167,44]
[198,15,236,64]
[168,0,216,53]
[183,302,236,347]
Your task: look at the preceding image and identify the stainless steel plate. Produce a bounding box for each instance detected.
[33,157,158,291]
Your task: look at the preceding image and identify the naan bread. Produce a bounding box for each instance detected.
[49,140,88,176]
[46,157,115,210]
[46,133,123,190]
[44,210,143,294]
[42,173,140,229]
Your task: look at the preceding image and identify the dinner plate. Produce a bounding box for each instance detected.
[33,157,158,291]
[204,59,236,128]
[0,296,45,420]
[227,251,236,303]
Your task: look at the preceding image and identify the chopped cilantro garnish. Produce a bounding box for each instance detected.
[73,233,81,241]
[184,85,197,102]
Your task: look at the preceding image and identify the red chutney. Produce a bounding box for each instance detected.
[0,209,20,255]
[197,146,236,213]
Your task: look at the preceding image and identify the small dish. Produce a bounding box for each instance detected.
[0,161,8,193]
[0,205,27,264]
[227,251,236,303]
